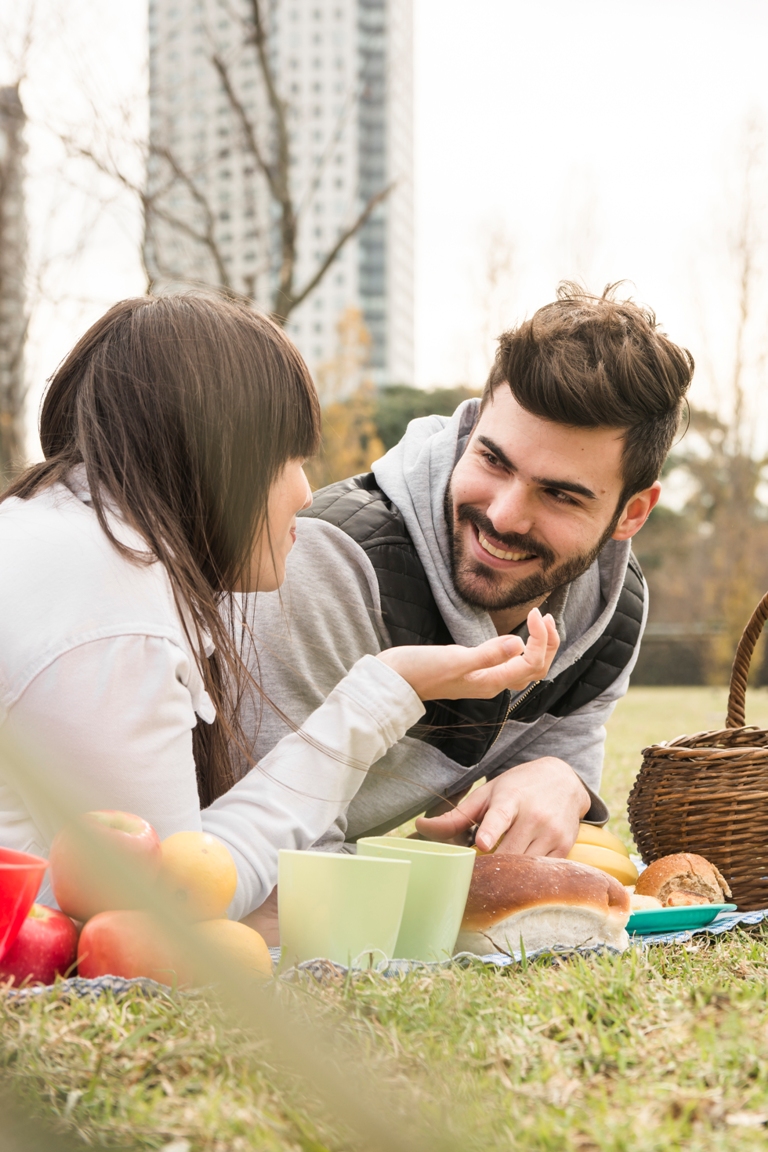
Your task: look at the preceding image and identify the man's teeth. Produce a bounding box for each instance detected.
[478,532,535,562]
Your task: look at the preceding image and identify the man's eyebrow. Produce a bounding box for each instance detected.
[531,475,598,501]
[476,435,597,501]
[477,435,516,470]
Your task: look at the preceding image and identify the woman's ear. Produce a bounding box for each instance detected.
[611,481,661,541]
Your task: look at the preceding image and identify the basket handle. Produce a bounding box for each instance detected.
[726,590,768,728]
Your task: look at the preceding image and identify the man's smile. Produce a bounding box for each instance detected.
[477,529,537,563]
[468,521,542,569]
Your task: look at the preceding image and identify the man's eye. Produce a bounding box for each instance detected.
[548,489,579,506]
[481,451,502,468]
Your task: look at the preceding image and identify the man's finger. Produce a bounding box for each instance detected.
[492,814,542,855]
[415,807,474,841]
[521,608,558,674]
[415,785,490,841]
[473,796,521,853]
[471,634,525,670]
[525,836,570,859]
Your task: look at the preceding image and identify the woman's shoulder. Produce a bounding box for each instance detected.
[0,482,163,594]
[0,484,190,716]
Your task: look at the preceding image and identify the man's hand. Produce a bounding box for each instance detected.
[377,607,559,701]
[415,757,591,856]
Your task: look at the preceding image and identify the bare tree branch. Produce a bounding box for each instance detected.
[156,146,233,290]
[288,181,395,316]
[65,133,232,292]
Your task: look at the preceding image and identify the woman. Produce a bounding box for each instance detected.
[0,293,558,918]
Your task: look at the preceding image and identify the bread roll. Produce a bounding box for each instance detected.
[454,855,631,956]
[629,893,662,911]
[634,853,731,906]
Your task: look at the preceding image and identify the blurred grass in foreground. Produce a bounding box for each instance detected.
[4,928,768,1151]
[4,688,768,1151]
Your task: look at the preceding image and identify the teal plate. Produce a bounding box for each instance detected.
[628,903,737,935]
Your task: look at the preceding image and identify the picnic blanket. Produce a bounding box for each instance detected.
[5,907,767,999]
[277,906,768,978]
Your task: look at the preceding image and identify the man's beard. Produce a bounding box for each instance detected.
[444,484,619,612]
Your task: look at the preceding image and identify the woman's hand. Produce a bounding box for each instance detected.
[376,607,559,701]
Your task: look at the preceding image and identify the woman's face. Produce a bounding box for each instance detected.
[240,458,312,593]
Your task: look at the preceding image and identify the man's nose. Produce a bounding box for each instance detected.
[486,482,535,537]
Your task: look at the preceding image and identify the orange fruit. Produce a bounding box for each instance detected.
[195,919,272,981]
[160,832,238,921]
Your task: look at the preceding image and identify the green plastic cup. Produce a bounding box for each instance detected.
[277,849,411,969]
[356,837,476,962]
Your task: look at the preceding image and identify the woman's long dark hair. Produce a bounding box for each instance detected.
[2,293,321,805]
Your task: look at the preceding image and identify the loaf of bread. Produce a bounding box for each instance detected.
[634,853,731,906]
[454,854,631,956]
[629,893,663,911]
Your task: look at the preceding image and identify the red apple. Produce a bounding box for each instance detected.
[0,904,79,986]
[49,811,162,921]
[77,910,192,987]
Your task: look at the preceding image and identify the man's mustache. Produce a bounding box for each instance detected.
[456,505,556,569]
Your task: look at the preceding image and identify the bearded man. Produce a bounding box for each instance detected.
[239,283,693,873]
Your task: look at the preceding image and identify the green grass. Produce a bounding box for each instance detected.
[4,687,768,1151]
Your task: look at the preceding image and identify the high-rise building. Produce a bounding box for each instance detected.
[0,85,27,480]
[146,0,413,387]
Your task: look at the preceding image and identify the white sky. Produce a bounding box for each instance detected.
[3,0,768,455]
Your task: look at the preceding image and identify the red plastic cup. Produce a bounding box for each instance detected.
[0,847,48,962]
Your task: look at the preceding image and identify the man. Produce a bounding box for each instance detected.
[240,283,693,866]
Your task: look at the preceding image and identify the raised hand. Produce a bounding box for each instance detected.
[376,607,559,702]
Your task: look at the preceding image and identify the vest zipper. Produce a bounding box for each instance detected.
[466,677,543,847]
[486,678,542,754]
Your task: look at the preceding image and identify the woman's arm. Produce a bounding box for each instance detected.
[4,636,424,916]
[203,654,424,918]
[5,616,558,918]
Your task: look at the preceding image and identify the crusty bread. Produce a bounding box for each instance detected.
[454,855,630,956]
[629,893,663,911]
[634,853,731,906]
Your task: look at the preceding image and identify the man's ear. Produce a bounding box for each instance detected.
[611,481,661,541]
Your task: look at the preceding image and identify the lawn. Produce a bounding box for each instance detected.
[3,687,768,1151]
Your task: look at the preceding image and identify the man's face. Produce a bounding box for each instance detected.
[447,388,631,612]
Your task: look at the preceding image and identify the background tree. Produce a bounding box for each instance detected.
[307,309,480,489]
[72,0,394,326]
[306,307,384,488]
[0,85,28,486]
[633,120,768,685]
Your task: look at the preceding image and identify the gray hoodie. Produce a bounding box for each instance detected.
[238,400,648,844]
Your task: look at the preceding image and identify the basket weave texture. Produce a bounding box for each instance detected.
[628,592,768,911]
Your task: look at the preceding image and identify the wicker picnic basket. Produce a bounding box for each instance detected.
[628,592,768,911]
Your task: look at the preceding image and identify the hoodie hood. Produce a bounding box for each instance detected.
[372,399,633,678]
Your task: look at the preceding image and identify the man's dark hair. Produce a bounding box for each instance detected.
[482,282,694,506]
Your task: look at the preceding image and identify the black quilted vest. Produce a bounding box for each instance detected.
[301,473,645,768]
